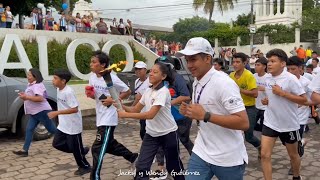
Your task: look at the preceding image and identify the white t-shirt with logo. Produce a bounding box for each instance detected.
[309,73,320,93]
[57,85,82,135]
[135,77,150,112]
[139,86,178,137]
[303,72,314,81]
[297,76,311,125]
[89,73,129,127]
[254,73,268,110]
[192,67,248,167]
[263,70,305,132]
[312,67,320,76]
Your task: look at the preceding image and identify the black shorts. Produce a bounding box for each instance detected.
[262,125,301,145]
[299,125,305,138]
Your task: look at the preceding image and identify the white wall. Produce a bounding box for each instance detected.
[0,29,158,69]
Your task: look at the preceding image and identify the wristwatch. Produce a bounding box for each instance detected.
[204,112,211,123]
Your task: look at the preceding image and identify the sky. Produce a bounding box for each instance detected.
[93,0,251,28]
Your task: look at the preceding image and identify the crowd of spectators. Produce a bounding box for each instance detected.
[0,3,137,36]
[0,4,14,28]
[136,36,183,56]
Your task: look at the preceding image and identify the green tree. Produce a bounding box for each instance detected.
[301,7,320,31]
[302,0,315,11]
[173,16,212,34]
[233,13,255,27]
[193,0,237,22]
[150,16,213,44]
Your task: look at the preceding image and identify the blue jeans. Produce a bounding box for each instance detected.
[23,110,57,151]
[186,153,245,180]
[245,106,261,148]
[0,21,6,28]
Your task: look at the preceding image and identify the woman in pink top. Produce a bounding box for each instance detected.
[13,68,56,157]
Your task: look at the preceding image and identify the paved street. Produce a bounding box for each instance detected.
[0,118,320,180]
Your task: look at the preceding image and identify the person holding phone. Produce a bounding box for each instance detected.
[87,51,138,180]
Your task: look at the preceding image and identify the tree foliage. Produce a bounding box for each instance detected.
[302,0,315,11]
[193,0,237,22]
[233,13,254,27]
[301,7,320,32]
[173,16,213,34]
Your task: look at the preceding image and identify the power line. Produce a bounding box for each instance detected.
[89,1,302,14]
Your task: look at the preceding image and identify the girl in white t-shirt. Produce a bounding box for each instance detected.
[117,62,184,180]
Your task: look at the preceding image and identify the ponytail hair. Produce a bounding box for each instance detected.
[155,62,175,86]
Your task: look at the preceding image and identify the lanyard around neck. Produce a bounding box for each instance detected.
[193,80,211,104]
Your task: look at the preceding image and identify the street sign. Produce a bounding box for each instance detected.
[249,25,256,34]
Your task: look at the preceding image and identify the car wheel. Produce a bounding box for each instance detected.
[20,113,58,141]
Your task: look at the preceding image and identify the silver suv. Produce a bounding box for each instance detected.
[0,74,57,140]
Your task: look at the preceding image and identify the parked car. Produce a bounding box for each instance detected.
[0,74,57,140]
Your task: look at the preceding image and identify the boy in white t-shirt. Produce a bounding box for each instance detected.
[132,61,150,140]
[286,56,314,174]
[309,73,320,104]
[86,51,138,180]
[177,37,249,180]
[261,49,307,180]
[49,69,91,176]
[312,58,320,76]
[253,57,268,131]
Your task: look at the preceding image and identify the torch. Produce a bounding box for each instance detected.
[99,65,123,110]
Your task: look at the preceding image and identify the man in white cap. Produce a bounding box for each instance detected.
[178,37,249,180]
[132,61,150,140]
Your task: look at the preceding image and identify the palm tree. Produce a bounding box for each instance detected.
[193,0,237,22]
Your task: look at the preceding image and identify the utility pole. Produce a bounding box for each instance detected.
[249,0,254,55]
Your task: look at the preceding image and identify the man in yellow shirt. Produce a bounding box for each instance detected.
[306,46,313,59]
[230,52,261,157]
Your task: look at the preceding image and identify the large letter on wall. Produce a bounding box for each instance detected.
[0,34,32,75]
[66,38,100,80]
[37,36,51,80]
[102,40,134,72]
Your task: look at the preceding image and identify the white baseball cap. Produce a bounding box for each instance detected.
[134,61,147,69]
[175,37,214,57]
